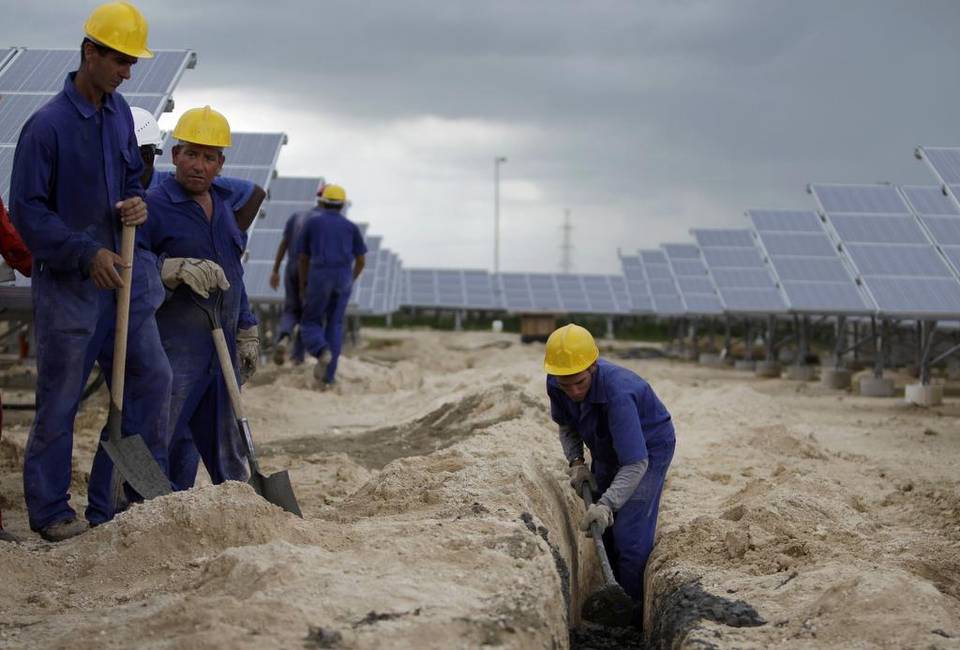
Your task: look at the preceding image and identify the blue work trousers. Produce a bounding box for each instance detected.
[25,268,172,531]
[166,352,249,490]
[598,433,675,603]
[279,267,305,363]
[301,269,352,383]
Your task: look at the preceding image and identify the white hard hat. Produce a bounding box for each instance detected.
[130,106,163,148]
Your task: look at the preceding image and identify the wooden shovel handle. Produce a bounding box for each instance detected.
[110,224,136,415]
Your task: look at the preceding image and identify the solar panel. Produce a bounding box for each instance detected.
[268,177,321,202]
[691,229,786,315]
[810,184,960,318]
[0,49,192,94]
[747,209,873,316]
[619,254,655,314]
[811,184,909,214]
[637,248,685,316]
[901,185,960,280]
[900,185,959,216]
[158,132,284,173]
[0,145,14,204]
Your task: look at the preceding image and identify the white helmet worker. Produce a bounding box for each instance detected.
[131,106,163,149]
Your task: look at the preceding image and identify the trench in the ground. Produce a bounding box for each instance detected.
[270,373,771,650]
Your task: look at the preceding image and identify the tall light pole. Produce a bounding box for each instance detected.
[494,156,507,274]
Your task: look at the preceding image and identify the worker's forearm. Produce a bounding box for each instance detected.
[598,459,649,512]
[558,424,584,464]
[272,240,287,274]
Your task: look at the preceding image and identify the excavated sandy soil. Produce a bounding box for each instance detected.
[1,328,959,649]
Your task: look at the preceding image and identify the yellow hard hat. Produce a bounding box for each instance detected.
[544,324,599,376]
[320,184,347,204]
[84,2,153,59]
[172,106,232,148]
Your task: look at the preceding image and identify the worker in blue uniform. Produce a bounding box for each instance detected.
[545,324,676,608]
[296,184,366,388]
[270,179,326,366]
[131,106,263,384]
[9,2,171,542]
[143,105,258,490]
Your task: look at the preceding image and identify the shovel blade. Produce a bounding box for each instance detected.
[101,435,172,500]
[249,470,303,517]
[582,583,637,628]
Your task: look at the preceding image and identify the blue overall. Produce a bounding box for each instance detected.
[296,207,366,383]
[144,176,257,490]
[547,359,676,603]
[277,211,311,363]
[9,73,171,530]
[148,170,255,211]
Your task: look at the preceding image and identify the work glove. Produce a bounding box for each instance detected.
[579,503,613,538]
[237,325,260,385]
[568,464,597,494]
[161,258,230,298]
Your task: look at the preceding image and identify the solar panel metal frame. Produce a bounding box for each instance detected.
[691,228,788,316]
[809,183,960,319]
[745,210,874,316]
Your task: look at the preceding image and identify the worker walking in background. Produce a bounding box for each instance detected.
[270,179,326,366]
[9,2,172,541]
[544,324,676,610]
[143,106,258,490]
[297,184,366,388]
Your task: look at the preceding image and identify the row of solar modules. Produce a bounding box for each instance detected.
[619,175,960,320]
[0,47,197,203]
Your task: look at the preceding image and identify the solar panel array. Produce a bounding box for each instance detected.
[0,48,195,203]
[810,184,960,318]
[403,269,498,310]
[692,228,789,315]
[661,243,723,315]
[156,132,286,191]
[746,210,872,314]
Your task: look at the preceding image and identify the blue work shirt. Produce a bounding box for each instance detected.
[297,207,367,281]
[548,359,673,486]
[144,176,256,362]
[9,72,164,318]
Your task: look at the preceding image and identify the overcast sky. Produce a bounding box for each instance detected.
[4,1,959,274]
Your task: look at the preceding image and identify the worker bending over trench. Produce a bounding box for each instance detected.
[545,324,676,610]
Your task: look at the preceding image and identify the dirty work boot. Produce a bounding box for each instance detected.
[0,528,19,543]
[313,349,331,383]
[38,517,87,543]
[273,337,288,366]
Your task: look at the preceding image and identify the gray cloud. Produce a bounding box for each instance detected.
[3,0,959,272]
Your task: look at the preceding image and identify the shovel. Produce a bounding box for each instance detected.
[193,291,303,517]
[579,483,637,627]
[102,224,173,501]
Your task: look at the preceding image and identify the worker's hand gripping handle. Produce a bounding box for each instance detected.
[580,483,618,585]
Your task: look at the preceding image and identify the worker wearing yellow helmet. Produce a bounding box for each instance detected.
[296,183,367,388]
[10,1,171,541]
[141,106,259,491]
[544,324,675,613]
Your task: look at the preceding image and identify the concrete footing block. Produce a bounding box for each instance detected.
[785,365,816,381]
[698,353,724,367]
[754,361,782,378]
[904,383,943,406]
[820,368,852,390]
[859,376,896,398]
[734,360,756,371]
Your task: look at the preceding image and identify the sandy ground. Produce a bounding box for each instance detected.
[0,328,958,649]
